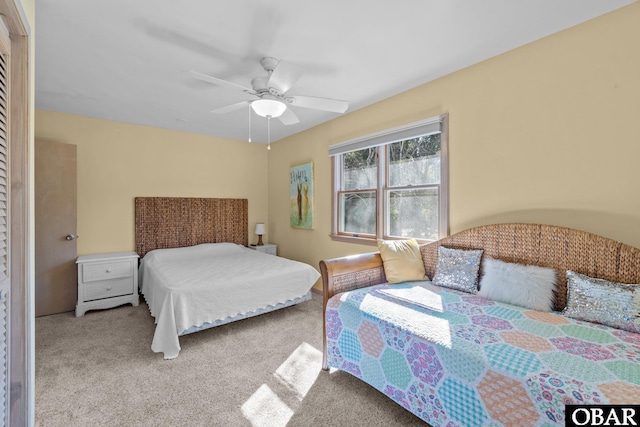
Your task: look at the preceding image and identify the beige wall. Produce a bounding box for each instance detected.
[268,3,640,290]
[33,3,640,293]
[35,111,270,255]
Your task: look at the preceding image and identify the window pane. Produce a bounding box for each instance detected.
[387,188,438,240]
[343,148,377,191]
[388,134,440,187]
[339,192,376,235]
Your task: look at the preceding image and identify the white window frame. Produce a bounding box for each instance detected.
[330,114,449,246]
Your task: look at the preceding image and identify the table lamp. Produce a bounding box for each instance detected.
[255,223,265,246]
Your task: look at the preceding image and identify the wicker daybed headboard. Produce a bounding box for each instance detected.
[420,223,640,311]
[135,197,248,258]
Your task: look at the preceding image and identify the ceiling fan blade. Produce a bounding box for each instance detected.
[278,107,300,126]
[267,60,303,94]
[211,101,251,114]
[286,95,348,114]
[187,70,256,94]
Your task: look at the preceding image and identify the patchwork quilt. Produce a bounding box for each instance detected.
[326,281,640,426]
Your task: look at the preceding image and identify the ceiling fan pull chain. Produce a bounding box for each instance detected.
[248,105,252,143]
[267,115,272,151]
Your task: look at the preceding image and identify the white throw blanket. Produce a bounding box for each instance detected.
[139,243,320,359]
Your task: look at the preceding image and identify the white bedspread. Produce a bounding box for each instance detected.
[139,243,320,359]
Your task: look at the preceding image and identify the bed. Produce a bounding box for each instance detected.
[320,224,640,425]
[135,197,320,359]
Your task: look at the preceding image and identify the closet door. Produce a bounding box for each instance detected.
[0,16,10,425]
[0,0,30,422]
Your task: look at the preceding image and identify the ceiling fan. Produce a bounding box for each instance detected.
[188,57,349,125]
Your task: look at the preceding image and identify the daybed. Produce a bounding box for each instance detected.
[135,197,320,359]
[320,223,640,426]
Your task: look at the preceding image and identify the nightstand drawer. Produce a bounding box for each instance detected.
[83,277,134,302]
[82,260,133,282]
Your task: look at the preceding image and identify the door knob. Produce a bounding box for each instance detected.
[65,234,78,241]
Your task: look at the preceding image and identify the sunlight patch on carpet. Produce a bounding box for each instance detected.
[274,342,322,400]
[241,384,293,427]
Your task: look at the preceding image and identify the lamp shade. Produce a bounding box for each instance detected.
[255,223,266,235]
[251,99,286,118]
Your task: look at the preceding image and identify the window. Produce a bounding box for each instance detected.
[330,114,448,245]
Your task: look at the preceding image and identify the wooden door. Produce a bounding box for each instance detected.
[35,140,78,316]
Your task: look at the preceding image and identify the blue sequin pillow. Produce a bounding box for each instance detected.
[562,270,640,333]
[432,246,483,294]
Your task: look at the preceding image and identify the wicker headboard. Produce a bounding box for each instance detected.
[135,197,248,258]
[420,223,640,311]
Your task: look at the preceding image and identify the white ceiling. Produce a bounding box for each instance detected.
[35,0,634,144]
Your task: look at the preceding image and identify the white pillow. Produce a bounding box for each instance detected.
[478,257,556,311]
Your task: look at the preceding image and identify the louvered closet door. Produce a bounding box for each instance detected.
[0,18,10,426]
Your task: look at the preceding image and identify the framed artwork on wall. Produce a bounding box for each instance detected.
[290,161,314,229]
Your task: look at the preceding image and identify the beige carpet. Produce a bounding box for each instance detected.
[35,294,426,426]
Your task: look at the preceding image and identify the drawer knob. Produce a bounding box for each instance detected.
[106,286,112,291]
[106,269,112,273]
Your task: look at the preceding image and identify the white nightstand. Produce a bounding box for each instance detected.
[248,243,277,256]
[76,251,140,317]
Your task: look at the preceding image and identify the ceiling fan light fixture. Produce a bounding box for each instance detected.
[251,99,286,118]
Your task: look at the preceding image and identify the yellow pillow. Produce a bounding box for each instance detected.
[377,239,428,284]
